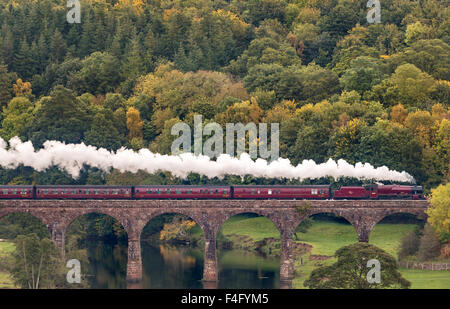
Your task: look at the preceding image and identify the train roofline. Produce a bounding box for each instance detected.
[232,185,331,188]
[34,185,132,188]
[134,185,231,188]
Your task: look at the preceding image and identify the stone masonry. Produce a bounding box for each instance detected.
[0,199,429,284]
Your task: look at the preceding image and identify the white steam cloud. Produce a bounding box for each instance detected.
[0,137,415,183]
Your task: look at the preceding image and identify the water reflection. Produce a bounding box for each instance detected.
[83,241,281,289]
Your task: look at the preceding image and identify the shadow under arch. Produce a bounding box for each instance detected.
[139,212,205,289]
[0,211,51,239]
[369,212,425,258]
[291,212,359,257]
[216,212,282,289]
[65,212,129,289]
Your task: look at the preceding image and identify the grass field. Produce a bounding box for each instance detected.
[219,214,450,289]
[0,241,15,289]
[220,214,280,242]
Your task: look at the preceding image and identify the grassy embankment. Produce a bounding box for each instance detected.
[217,214,450,289]
[0,241,15,288]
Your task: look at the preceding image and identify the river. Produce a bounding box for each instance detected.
[83,240,281,289]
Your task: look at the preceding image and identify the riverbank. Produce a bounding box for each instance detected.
[219,215,450,289]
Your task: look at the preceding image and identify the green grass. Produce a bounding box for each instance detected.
[370,223,417,258]
[292,255,337,289]
[295,221,358,256]
[0,241,15,257]
[220,215,280,242]
[399,269,450,289]
[0,241,15,289]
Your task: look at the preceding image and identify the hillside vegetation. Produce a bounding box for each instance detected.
[0,0,448,191]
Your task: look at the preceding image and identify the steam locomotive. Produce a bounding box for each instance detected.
[0,184,426,200]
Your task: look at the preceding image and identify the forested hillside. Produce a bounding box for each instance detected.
[0,0,448,190]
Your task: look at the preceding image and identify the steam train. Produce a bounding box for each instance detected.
[0,184,426,200]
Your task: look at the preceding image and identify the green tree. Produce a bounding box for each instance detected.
[84,111,124,151]
[0,64,16,109]
[304,243,410,289]
[10,234,63,289]
[28,86,90,146]
[0,96,34,140]
[340,56,383,94]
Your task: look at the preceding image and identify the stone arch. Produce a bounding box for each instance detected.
[137,210,206,288]
[215,211,283,287]
[372,209,427,227]
[368,210,426,253]
[139,210,206,241]
[59,209,131,236]
[0,209,52,238]
[290,210,360,251]
[215,210,283,236]
[305,209,359,236]
[138,209,208,238]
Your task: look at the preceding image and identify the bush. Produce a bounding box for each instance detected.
[398,230,420,260]
[417,224,441,262]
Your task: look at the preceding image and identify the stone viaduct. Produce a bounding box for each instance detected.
[0,199,429,287]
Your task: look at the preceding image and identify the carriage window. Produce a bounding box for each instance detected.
[204,189,208,194]
[61,190,67,194]
[156,189,160,194]
[84,190,90,194]
[257,190,260,194]
[71,190,76,194]
[166,189,171,194]
[147,190,153,194]
[187,190,192,194]
[224,189,228,194]
[1,190,6,194]
[176,190,181,194]
[103,190,109,194]
[268,189,272,195]
[43,190,48,194]
[200,190,203,193]
[113,190,119,194]
[11,189,17,194]
[53,190,58,194]
[251,189,255,194]
[21,190,27,194]
[312,189,318,195]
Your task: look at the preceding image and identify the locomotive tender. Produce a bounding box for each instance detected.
[0,184,425,200]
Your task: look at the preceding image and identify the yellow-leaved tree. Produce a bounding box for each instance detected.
[126,106,143,141]
[426,183,450,242]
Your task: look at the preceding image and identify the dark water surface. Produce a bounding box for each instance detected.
[84,241,280,289]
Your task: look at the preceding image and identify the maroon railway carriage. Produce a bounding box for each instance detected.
[35,185,132,199]
[232,185,331,199]
[333,186,371,199]
[134,185,231,199]
[0,186,34,199]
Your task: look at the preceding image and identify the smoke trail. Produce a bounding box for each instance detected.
[0,137,415,182]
